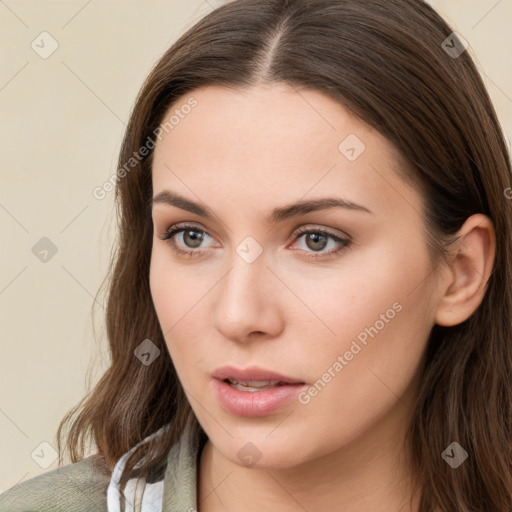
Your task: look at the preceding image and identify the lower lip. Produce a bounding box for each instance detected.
[211,378,306,417]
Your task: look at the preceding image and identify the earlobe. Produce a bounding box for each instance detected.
[434,214,496,327]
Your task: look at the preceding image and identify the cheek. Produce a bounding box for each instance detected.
[295,240,434,424]
[291,238,433,351]
[149,246,203,331]
[149,246,213,371]
[149,253,177,333]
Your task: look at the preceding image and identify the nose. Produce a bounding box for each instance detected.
[212,251,284,343]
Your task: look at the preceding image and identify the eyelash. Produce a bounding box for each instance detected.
[157,222,352,260]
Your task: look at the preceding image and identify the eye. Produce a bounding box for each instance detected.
[291,225,351,259]
[157,222,352,259]
[157,223,214,258]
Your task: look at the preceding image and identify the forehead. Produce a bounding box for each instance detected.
[153,83,373,167]
[151,83,421,220]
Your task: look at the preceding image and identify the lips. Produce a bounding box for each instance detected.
[211,368,308,417]
[211,366,307,415]
[212,365,306,385]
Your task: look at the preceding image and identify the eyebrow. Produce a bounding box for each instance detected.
[151,189,374,224]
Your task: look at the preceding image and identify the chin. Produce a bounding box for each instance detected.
[212,431,311,470]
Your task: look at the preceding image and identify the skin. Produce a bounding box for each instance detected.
[149,83,495,512]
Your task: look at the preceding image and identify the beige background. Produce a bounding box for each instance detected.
[1,0,511,493]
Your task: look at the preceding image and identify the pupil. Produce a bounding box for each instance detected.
[185,230,203,248]
[307,233,326,251]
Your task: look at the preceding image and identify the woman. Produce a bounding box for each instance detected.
[2,0,511,511]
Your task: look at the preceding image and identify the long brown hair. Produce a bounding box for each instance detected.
[57,1,512,510]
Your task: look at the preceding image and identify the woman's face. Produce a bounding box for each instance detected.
[150,83,443,469]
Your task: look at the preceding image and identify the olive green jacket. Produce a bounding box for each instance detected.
[0,426,202,511]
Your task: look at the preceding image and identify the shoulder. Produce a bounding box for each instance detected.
[0,454,111,512]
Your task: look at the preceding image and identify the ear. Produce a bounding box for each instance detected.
[435,213,496,327]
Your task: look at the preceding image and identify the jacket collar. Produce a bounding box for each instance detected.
[162,423,206,510]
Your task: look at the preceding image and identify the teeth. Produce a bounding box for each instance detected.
[229,379,279,387]
[226,378,286,392]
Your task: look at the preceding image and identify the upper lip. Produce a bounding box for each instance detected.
[213,365,306,384]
